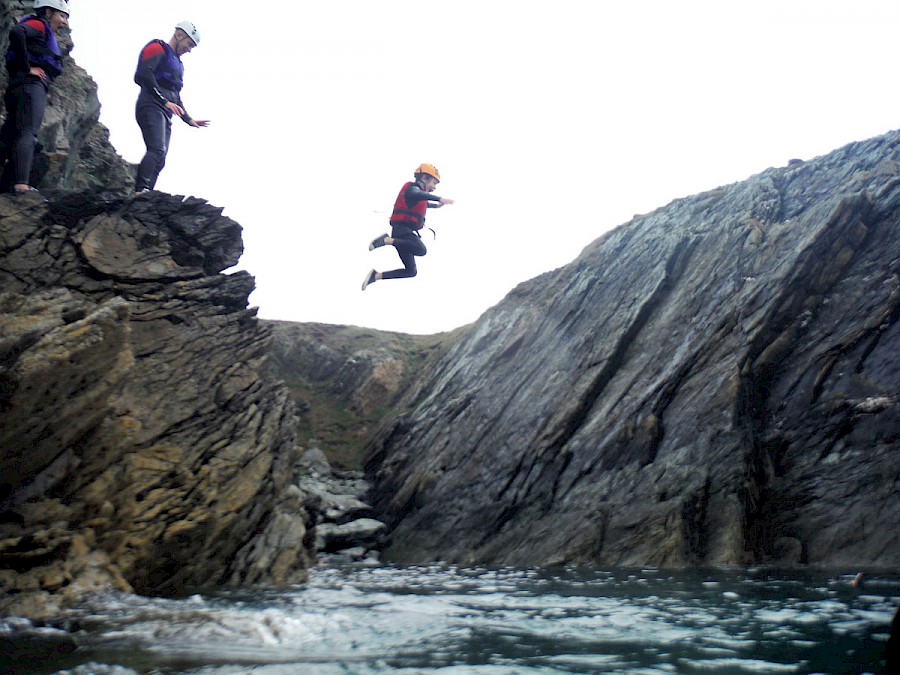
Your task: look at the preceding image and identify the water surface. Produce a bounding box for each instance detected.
[1,565,896,674]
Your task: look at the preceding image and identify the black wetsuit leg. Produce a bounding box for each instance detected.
[0,79,47,189]
[381,228,427,280]
[135,104,172,191]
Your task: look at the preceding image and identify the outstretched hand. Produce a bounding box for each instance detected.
[189,119,211,128]
[438,197,455,206]
[165,101,185,117]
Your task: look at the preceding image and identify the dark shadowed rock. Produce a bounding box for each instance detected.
[365,132,900,569]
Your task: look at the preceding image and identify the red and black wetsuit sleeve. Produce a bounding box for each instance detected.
[134,41,193,124]
[405,183,445,208]
[6,19,47,79]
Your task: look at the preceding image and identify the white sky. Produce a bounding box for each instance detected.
[70,0,899,334]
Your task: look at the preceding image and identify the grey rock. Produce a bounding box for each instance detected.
[328,472,372,500]
[299,446,333,477]
[316,518,387,553]
[298,476,373,525]
[366,132,900,569]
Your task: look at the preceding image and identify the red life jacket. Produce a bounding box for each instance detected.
[389,181,427,230]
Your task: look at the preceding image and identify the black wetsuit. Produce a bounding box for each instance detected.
[133,40,194,191]
[383,183,443,280]
[0,16,63,190]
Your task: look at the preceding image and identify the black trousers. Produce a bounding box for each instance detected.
[135,104,172,191]
[0,79,47,189]
[382,227,427,279]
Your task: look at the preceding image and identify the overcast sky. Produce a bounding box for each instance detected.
[69,0,900,334]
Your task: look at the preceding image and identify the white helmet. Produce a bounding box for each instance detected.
[175,20,200,46]
[34,0,70,14]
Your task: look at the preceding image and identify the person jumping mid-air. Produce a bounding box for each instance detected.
[362,163,454,290]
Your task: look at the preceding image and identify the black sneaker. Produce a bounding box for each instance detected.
[368,233,388,251]
[361,269,377,291]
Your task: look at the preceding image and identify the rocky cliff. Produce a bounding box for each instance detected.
[0,0,315,619]
[0,191,316,618]
[366,132,900,569]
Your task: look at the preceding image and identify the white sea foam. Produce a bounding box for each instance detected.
[678,657,801,672]
[0,565,894,673]
[755,608,824,625]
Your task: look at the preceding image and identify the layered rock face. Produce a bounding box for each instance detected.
[0,192,314,618]
[367,132,900,568]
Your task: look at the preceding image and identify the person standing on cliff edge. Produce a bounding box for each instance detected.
[133,20,210,195]
[362,163,455,290]
[0,0,70,195]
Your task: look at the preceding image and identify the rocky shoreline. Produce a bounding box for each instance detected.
[0,0,896,620]
[297,446,385,564]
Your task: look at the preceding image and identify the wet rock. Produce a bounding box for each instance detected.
[316,519,387,553]
[296,451,384,559]
[771,537,803,565]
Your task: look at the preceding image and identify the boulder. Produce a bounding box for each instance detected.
[316,519,387,553]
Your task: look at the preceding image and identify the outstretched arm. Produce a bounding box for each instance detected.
[173,92,209,127]
[406,183,455,207]
[428,196,455,208]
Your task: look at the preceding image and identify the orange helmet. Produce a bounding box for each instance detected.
[415,163,440,181]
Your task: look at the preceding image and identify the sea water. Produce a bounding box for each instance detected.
[1,565,897,674]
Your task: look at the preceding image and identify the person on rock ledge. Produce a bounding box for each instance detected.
[0,0,70,196]
[133,20,210,196]
[362,163,455,291]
